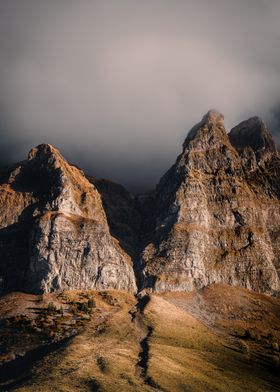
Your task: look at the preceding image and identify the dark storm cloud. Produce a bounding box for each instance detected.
[0,0,280,191]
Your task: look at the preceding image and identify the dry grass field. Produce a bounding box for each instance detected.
[0,285,279,391]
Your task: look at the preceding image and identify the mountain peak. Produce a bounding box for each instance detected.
[229,117,276,153]
[203,109,224,124]
[28,143,61,161]
[0,141,137,294]
[183,109,227,149]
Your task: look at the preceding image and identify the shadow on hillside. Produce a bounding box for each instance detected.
[0,336,73,391]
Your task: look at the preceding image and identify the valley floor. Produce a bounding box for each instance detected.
[0,284,279,392]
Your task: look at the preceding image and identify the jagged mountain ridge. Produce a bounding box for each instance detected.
[0,110,280,295]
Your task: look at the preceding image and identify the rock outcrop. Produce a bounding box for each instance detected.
[0,144,136,294]
[140,110,280,295]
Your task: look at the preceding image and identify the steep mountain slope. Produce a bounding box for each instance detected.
[0,144,136,294]
[229,117,280,280]
[140,110,280,294]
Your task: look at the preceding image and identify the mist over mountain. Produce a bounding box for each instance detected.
[1,0,280,191]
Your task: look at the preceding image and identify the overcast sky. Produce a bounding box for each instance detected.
[0,0,280,191]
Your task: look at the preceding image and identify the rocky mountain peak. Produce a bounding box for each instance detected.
[28,143,56,160]
[229,117,277,154]
[183,110,228,150]
[27,144,69,173]
[0,144,137,294]
[27,143,81,178]
[141,111,280,295]
[203,109,225,124]
[1,112,280,297]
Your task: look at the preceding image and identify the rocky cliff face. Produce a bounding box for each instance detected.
[140,110,280,295]
[0,111,280,296]
[0,144,136,294]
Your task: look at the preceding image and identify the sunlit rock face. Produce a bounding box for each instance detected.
[0,144,136,294]
[140,110,280,295]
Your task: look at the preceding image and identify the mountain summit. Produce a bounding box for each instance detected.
[229,116,277,153]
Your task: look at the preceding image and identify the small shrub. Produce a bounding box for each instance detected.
[239,340,250,356]
[79,302,90,313]
[58,307,64,315]
[99,292,118,306]
[97,356,107,372]
[41,302,62,316]
[70,300,94,314]
[44,302,57,315]
[244,330,252,340]
[87,298,96,309]
[48,302,57,311]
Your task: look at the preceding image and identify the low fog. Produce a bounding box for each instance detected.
[0,0,280,191]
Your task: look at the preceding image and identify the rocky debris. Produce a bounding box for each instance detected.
[0,144,136,294]
[140,110,280,294]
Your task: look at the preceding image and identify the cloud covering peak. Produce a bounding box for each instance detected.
[0,0,280,191]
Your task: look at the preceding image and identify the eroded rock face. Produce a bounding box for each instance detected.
[140,110,280,295]
[0,144,136,293]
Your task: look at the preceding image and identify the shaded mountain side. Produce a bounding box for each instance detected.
[88,177,145,288]
[88,177,142,258]
[88,177,161,288]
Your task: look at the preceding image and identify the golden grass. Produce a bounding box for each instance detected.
[144,294,279,392]
[14,290,151,392]
[1,287,279,392]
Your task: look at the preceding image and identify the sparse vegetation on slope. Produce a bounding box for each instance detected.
[0,285,279,391]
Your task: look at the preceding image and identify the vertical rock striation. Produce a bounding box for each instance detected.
[140,111,280,295]
[0,144,136,293]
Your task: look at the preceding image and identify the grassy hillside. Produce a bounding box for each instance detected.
[0,285,279,391]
